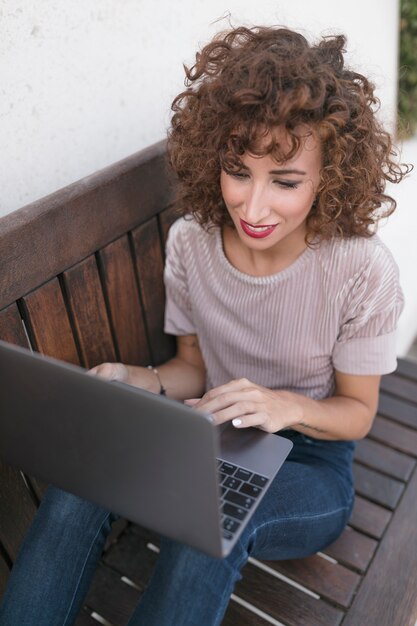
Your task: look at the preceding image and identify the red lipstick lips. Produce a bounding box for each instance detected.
[240,219,278,239]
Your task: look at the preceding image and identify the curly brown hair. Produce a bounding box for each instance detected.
[167,26,411,240]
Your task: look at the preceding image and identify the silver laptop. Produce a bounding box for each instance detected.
[0,340,292,558]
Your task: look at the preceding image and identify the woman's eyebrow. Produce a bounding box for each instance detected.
[269,168,306,175]
[236,165,307,176]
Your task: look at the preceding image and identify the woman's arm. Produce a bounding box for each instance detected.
[89,334,206,402]
[289,371,380,440]
[190,371,381,441]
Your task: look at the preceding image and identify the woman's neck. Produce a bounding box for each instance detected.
[221,225,308,277]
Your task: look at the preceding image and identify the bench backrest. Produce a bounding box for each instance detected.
[0,140,176,591]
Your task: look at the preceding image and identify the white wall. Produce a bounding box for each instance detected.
[0,0,400,215]
[2,0,416,353]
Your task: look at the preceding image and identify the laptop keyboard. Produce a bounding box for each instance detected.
[217,459,269,540]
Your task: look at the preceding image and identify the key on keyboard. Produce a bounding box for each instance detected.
[217,460,269,540]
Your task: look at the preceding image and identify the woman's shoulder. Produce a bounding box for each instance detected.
[166,216,217,253]
[167,216,213,240]
[317,234,399,279]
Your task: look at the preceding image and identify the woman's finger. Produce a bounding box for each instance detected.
[231,412,277,433]
[195,378,253,407]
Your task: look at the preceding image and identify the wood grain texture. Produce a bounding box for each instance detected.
[349,496,391,539]
[83,563,140,626]
[222,601,272,626]
[22,279,80,363]
[262,553,360,608]
[353,462,404,509]
[158,204,180,246]
[0,552,10,599]
[325,526,377,572]
[0,462,37,561]
[0,304,29,347]
[132,218,175,365]
[236,562,344,626]
[98,235,150,365]
[102,523,159,588]
[370,416,417,457]
[378,391,417,429]
[395,358,417,382]
[355,437,415,481]
[343,468,417,626]
[380,372,417,404]
[62,255,116,369]
[74,608,102,626]
[26,477,48,503]
[89,550,268,626]
[0,141,174,311]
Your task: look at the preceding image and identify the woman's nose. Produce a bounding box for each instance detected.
[242,185,271,224]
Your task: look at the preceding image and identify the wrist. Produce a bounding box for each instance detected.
[278,390,305,429]
[147,366,167,395]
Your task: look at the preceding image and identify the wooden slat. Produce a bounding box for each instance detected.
[378,391,417,429]
[0,462,37,562]
[103,525,271,625]
[158,204,179,246]
[63,256,116,368]
[236,562,344,626]
[104,524,344,625]
[353,463,404,509]
[0,140,174,311]
[104,518,129,553]
[395,358,417,383]
[370,416,417,457]
[222,601,273,625]
[98,235,151,365]
[380,372,417,405]
[349,495,391,539]
[343,468,417,626]
[74,609,102,626]
[22,279,80,363]
[355,437,415,481]
[132,218,175,365]
[263,553,360,608]
[325,526,377,572]
[102,524,159,586]
[83,563,140,626]
[0,304,29,347]
[85,557,270,626]
[26,477,47,503]
[0,551,10,598]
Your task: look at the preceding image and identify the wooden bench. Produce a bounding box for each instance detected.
[1,139,417,626]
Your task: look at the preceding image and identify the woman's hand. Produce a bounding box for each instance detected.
[186,378,304,433]
[88,362,159,393]
[89,362,130,383]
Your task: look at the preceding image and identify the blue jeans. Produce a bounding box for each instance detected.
[0,432,355,626]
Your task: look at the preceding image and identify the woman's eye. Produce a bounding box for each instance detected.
[228,171,249,179]
[274,180,299,189]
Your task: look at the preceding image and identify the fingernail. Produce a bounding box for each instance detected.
[232,418,242,427]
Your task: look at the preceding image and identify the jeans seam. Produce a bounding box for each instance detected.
[252,504,352,534]
[62,511,113,626]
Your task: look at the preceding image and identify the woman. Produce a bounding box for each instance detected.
[0,25,409,626]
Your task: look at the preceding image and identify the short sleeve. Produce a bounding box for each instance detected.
[163,219,196,336]
[332,244,404,375]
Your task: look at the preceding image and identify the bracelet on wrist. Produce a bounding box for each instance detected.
[147,365,166,395]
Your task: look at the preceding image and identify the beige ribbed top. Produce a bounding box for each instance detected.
[164,217,404,400]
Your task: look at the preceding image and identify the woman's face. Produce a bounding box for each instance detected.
[220,128,321,254]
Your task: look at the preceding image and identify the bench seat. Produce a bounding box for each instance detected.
[0,140,416,626]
